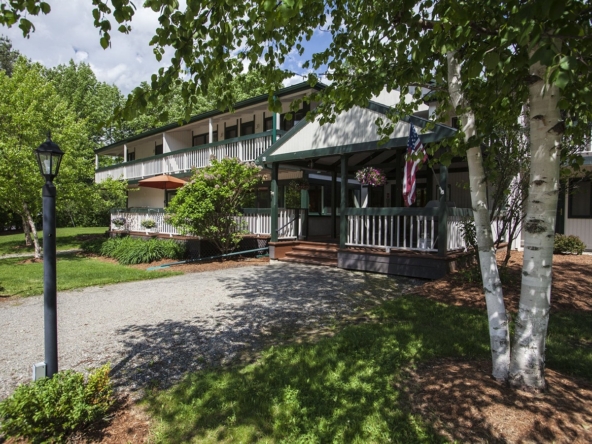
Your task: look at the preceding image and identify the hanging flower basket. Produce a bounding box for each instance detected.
[141,219,157,229]
[355,167,386,187]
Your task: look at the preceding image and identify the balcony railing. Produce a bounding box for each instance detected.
[96,130,285,183]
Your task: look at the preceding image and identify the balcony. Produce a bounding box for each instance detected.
[95,130,285,183]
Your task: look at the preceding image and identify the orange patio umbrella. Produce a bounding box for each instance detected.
[138,174,187,190]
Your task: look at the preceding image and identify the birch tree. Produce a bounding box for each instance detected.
[4,0,591,390]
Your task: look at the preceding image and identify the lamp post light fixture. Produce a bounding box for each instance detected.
[34,133,64,378]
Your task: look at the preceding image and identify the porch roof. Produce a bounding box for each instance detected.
[256,101,457,167]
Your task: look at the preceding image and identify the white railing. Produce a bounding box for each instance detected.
[97,132,278,183]
[110,207,301,239]
[112,211,177,235]
[447,215,468,251]
[346,213,437,252]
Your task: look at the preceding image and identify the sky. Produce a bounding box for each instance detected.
[2,0,332,95]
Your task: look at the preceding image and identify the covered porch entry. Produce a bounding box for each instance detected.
[257,103,472,279]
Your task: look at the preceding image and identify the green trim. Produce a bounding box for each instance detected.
[260,131,450,164]
[256,101,457,165]
[96,131,286,174]
[344,207,438,217]
[111,208,166,214]
[242,208,272,215]
[448,207,473,217]
[96,82,325,154]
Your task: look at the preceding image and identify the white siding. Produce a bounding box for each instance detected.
[127,187,165,208]
[128,138,162,160]
[564,196,592,250]
[371,88,430,113]
[164,131,191,152]
[272,106,434,157]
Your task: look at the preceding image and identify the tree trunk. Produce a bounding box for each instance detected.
[23,203,41,260]
[448,52,510,380]
[22,215,32,246]
[509,53,562,390]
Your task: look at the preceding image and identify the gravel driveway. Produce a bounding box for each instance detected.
[0,262,420,400]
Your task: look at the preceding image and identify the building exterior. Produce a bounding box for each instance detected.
[99,82,589,277]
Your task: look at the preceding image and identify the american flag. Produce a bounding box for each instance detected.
[403,123,428,207]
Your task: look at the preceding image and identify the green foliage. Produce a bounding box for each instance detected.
[0,254,181,297]
[148,295,489,443]
[0,364,114,443]
[140,219,157,229]
[167,157,262,254]
[0,226,108,256]
[554,234,586,255]
[98,236,185,265]
[0,35,19,76]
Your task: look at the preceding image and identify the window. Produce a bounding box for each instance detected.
[193,131,218,146]
[225,125,238,139]
[281,102,310,131]
[126,152,135,162]
[155,144,163,155]
[241,121,255,136]
[264,116,274,131]
[569,179,592,218]
[451,117,460,129]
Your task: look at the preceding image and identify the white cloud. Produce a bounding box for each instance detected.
[2,0,169,94]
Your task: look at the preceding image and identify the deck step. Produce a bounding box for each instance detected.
[279,241,339,267]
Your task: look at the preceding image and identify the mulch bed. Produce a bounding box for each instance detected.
[414,251,592,312]
[405,251,592,443]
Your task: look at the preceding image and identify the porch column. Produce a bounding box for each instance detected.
[208,118,213,143]
[272,111,278,143]
[331,170,337,238]
[339,155,349,249]
[437,165,448,256]
[123,144,128,163]
[271,163,279,242]
[300,171,309,239]
[95,154,99,169]
[395,149,403,207]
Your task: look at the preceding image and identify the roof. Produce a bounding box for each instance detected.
[256,100,457,165]
[96,81,326,154]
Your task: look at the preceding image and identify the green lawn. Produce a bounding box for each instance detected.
[146,296,592,443]
[0,254,181,297]
[0,227,108,256]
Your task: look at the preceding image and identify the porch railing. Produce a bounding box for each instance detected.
[96,130,285,183]
[345,208,439,252]
[110,207,302,240]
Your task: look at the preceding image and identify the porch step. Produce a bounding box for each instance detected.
[280,242,338,267]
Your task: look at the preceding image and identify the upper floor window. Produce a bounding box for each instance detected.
[225,125,238,139]
[569,179,592,218]
[193,131,218,146]
[264,116,273,131]
[127,152,135,162]
[281,102,310,131]
[155,144,163,155]
[241,121,255,136]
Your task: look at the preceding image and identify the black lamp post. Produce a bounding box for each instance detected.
[34,133,64,378]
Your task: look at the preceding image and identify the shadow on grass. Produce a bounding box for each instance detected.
[135,294,490,443]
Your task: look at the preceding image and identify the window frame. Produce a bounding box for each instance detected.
[568,178,592,219]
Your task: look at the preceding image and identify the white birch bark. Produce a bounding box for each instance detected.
[509,53,562,390]
[23,203,41,260]
[22,215,32,246]
[448,52,510,380]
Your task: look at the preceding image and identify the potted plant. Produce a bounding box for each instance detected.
[141,219,157,233]
[355,167,386,187]
[112,217,126,230]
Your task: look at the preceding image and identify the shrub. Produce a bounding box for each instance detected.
[554,234,586,255]
[99,237,185,265]
[0,364,114,443]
